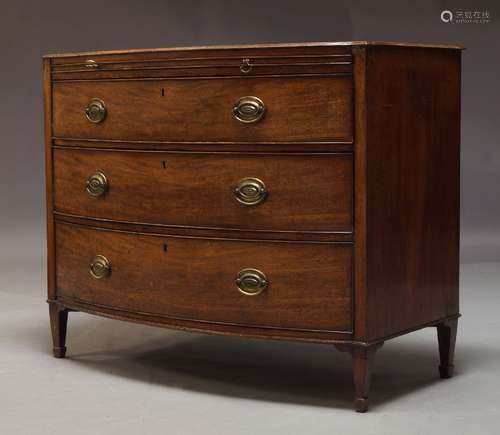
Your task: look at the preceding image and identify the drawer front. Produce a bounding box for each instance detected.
[52,77,352,143]
[51,45,353,80]
[53,149,353,233]
[55,223,353,331]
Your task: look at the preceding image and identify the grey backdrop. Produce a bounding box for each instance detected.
[1,0,499,265]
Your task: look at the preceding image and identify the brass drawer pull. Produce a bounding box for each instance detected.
[240,58,252,74]
[232,96,266,123]
[89,255,111,279]
[235,268,268,296]
[85,98,107,123]
[85,59,99,69]
[233,177,267,206]
[86,172,108,197]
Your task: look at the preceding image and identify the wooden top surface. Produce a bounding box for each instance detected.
[44,41,464,58]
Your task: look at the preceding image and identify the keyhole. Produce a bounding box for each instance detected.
[161,88,165,96]
[162,160,166,169]
[163,242,168,252]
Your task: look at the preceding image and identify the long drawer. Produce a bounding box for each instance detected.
[53,149,353,233]
[52,77,352,143]
[55,223,353,331]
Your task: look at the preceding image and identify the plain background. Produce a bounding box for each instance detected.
[0,0,499,264]
[0,1,499,433]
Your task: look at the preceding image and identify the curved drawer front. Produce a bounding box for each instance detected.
[51,46,353,81]
[55,223,353,332]
[53,149,353,233]
[52,77,352,143]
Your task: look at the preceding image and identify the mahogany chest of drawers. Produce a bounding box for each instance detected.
[44,41,461,412]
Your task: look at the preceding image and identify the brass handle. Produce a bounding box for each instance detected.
[235,268,268,296]
[85,59,99,69]
[233,177,267,206]
[89,255,111,279]
[240,58,252,74]
[86,172,108,197]
[232,96,266,123]
[85,98,107,123]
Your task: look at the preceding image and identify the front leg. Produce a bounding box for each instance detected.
[49,303,69,358]
[352,343,383,412]
[437,318,458,378]
[335,342,383,412]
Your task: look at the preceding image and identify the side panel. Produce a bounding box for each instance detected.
[364,46,461,341]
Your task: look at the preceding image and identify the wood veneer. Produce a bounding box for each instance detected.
[53,148,353,233]
[44,41,461,412]
[52,77,352,143]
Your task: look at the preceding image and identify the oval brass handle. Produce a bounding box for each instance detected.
[86,172,108,197]
[89,255,111,279]
[233,177,267,206]
[232,96,266,123]
[235,268,268,296]
[85,98,107,123]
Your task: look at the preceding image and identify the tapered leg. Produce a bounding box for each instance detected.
[437,319,458,378]
[335,342,383,412]
[351,343,383,412]
[49,303,69,358]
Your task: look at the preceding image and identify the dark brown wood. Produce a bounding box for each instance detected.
[44,42,461,412]
[54,213,353,243]
[52,77,352,143]
[437,318,458,378]
[44,41,462,61]
[352,47,368,342]
[49,302,69,358]
[43,58,56,301]
[51,51,352,80]
[334,342,383,412]
[50,298,353,344]
[52,138,353,153]
[362,46,461,342]
[53,148,353,233]
[55,222,353,332]
[351,343,383,412]
[47,43,353,64]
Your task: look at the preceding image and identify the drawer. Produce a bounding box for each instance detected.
[52,77,352,143]
[51,45,353,80]
[55,223,353,331]
[53,149,353,233]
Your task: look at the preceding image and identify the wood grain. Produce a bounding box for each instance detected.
[44,41,462,60]
[363,46,461,341]
[44,42,462,412]
[43,58,56,301]
[55,222,353,331]
[52,77,353,143]
[53,149,353,233]
[51,53,352,80]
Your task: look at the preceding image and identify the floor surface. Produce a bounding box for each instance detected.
[1,257,499,434]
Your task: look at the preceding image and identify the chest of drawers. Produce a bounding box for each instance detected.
[44,41,461,412]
